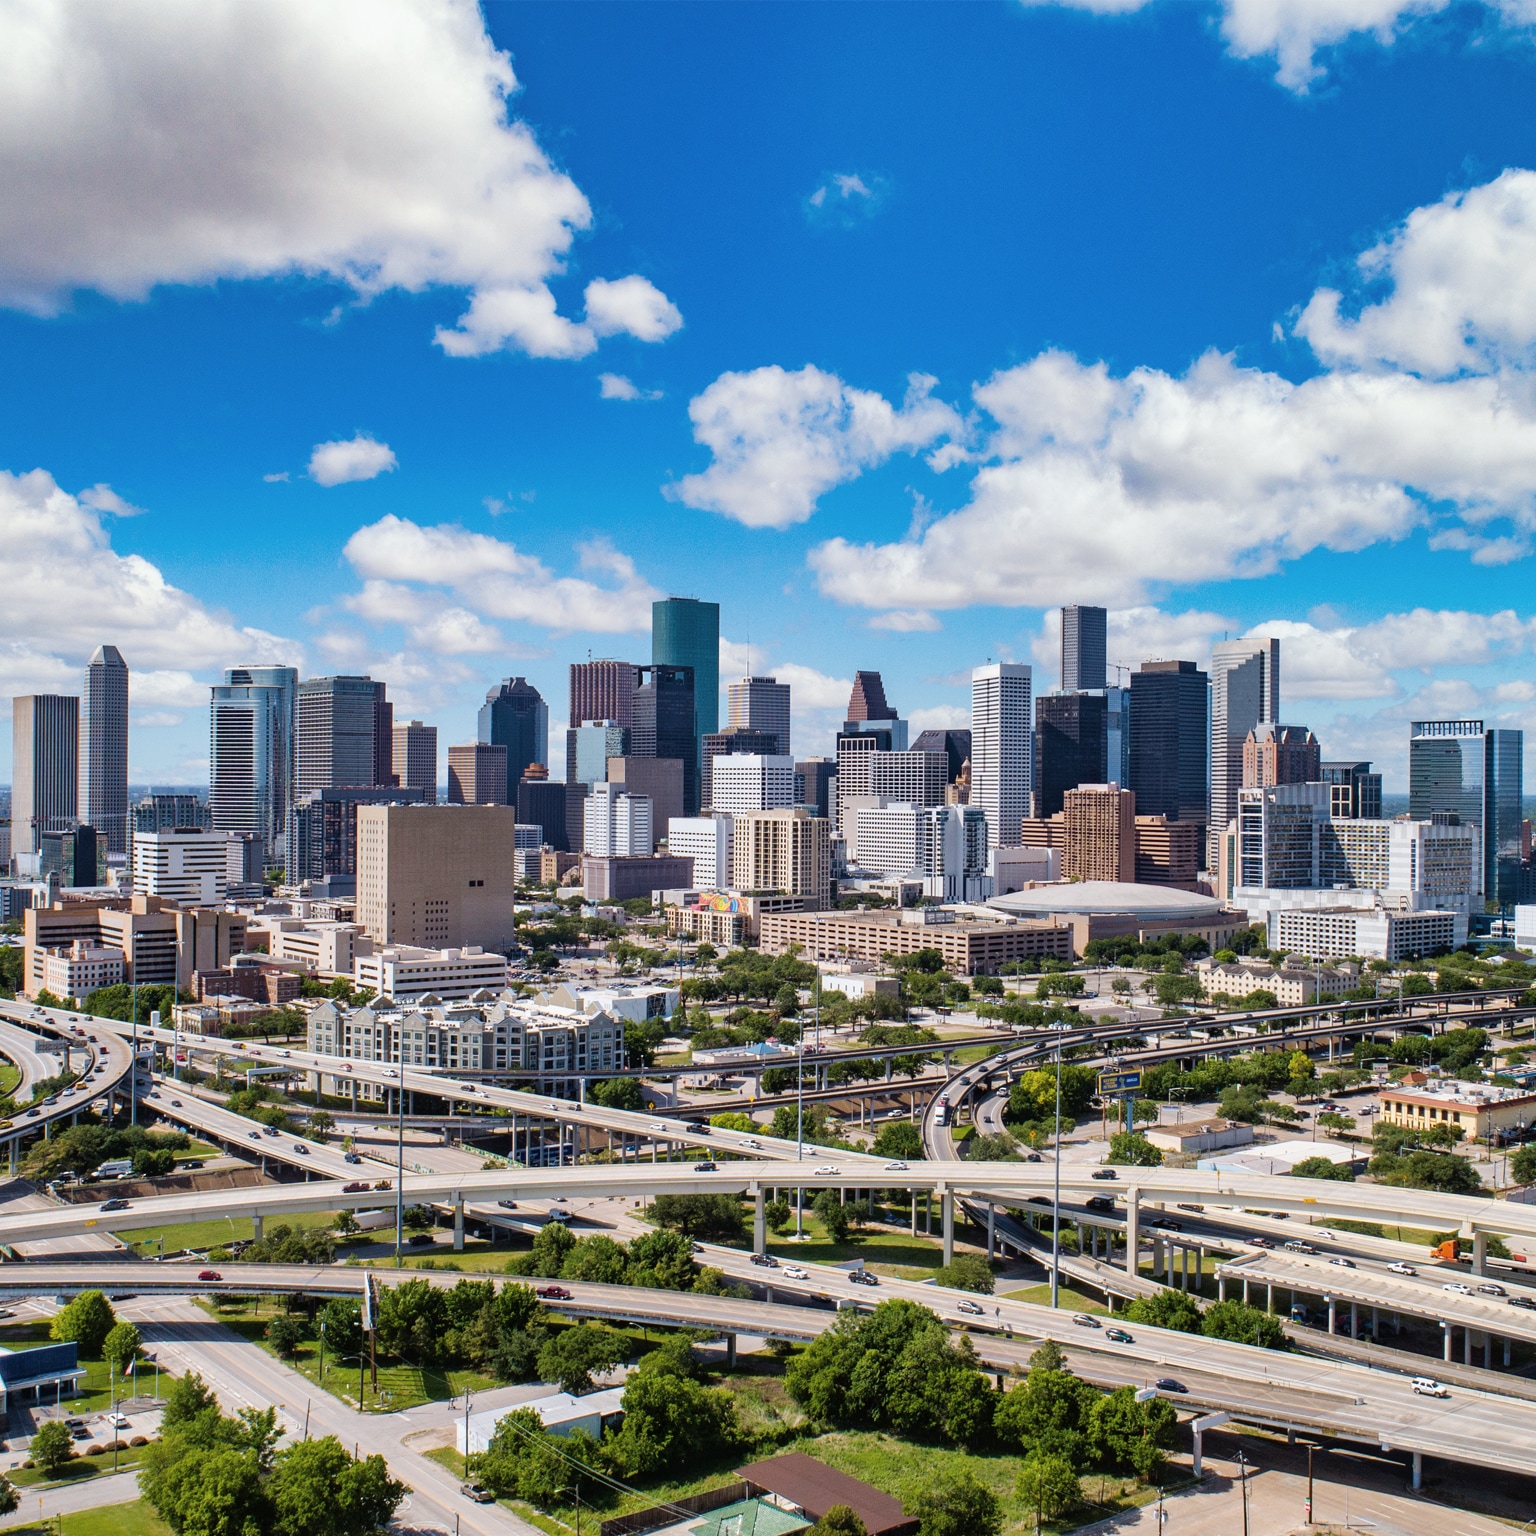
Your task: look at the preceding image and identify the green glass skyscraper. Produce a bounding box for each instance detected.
[652,596,719,766]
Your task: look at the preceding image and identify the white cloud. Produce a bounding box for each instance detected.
[263,471,290,484]
[670,367,964,530]
[0,468,295,694]
[1298,169,1536,378]
[1024,0,1536,91]
[909,704,972,733]
[307,434,397,487]
[0,0,679,359]
[806,171,890,223]
[342,514,659,634]
[599,373,662,402]
[583,276,683,343]
[869,610,942,632]
[78,483,143,516]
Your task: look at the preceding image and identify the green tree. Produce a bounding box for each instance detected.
[1009,1065,1098,1122]
[1512,1144,1536,1185]
[905,1470,1002,1536]
[317,1299,362,1359]
[709,1112,757,1133]
[536,1325,628,1394]
[30,1420,73,1476]
[1200,1300,1287,1349]
[1107,1131,1162,1167]
[1290,1156,1354,1181]
[812,1189,851,1243]
[1016,1454,1080,1528]
[590,1077,644,1113]
[267,1436,406,1536]
[1123,1288,1203,1333]
[266,1315,304,1358]
[162,1370,220,1428]
[934,1254,994,1294]
[809,1508,868,1536]
[764,1199,792,1234]
[604,1350,740,1478]
[873,1121,923,1160]
[626,1229,698,1290]
[1086,1387,1178,1479]
[0,1473,17,1515]
[374,1278,446,1363]
[650,1193,747,1242]
[102,1319,141,1377]
[51,1290,115,1355]
[1287,1051,1315,1081]
[967,1130,1021,1162]
[994,1343,1097,1464]
[561,1234,631,1284]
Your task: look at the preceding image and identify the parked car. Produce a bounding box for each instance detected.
[198,1270,222,1282]
[407,1232,433,1247]
[535,1286,572,1300]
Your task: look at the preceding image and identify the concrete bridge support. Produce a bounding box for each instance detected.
[941,1189,954,1266]
[754,1187,766,1256]
[453,1193,464,1252]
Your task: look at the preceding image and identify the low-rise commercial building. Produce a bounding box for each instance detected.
[1377,1083,1536,1142]
[353,944,509,1001]
[1196,956,1357,1006]
[38,940,123,998]
[1144,1117,1253,1155]
[759,905,1073,974]
[1265,899,1463,960]
[582,853,694,903]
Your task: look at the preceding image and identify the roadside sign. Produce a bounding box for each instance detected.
[1098,1069,1143,1095]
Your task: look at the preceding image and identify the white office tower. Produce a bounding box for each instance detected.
[132,827,228,904]
[210,665,298,873]
[710,754,796,814]
[668,815,734,888]
[583,783,653,856]
[81,645,129,857]
[727,676,792,757]
[852,803,991,902]
[1210,637,1279,867]
[970,662,1031,855]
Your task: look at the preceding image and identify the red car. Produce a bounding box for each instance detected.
[343,1181,369,1193]
[198,1270,222,1282]
[535,1285,572,1300]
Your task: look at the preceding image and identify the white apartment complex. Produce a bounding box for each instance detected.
[39,941,124,998]
[666,816,733,888]
[850,803,991,902]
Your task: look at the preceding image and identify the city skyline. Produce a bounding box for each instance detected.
[5,4,1536,790]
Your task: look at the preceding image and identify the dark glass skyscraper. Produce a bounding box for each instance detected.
[478,677,549,804]
[633,663,699,814]
[81,645,129,857]
[1487,728,1524,908]
[1034,693,1108,817]
[652,598,719,768]
[1060,605,1107,692]
[1408,719,1523,906]
[1128,660,1209,830]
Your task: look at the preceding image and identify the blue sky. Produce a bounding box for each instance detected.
[4,0,1536,788]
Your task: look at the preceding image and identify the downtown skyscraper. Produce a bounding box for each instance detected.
[970,662,1031,855]
[13,694,78,858]
[80,644,129,857]
[209,665,297,873]
[1209,637,1279,866]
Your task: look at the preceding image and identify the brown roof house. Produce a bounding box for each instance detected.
[736,1455,919,1536]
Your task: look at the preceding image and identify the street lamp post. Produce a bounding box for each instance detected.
[395,1066,405,1269]
[1051,1032,1062,1310]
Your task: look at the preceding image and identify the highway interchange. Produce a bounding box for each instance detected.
[0,984,1535,1518]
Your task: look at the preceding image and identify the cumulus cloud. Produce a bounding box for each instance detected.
[1024,0,1536,91]
[0,468,294,696]
[599,373,662,402]
[584,276,683,343]
[670,367,964,530]
[342,514,659,634]
[869,610,942,632]
[307,434,397,487]
[78,483,144,516]
[0,0,680,359]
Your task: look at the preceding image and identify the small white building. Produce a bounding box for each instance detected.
[457,1387,627,1455]
[819,972,900,1001]
[1144,1117,1253,1155]
[584,785,654,857]
[535,982,679,1022]
[40,941,123,998]
[353,944,509,1001]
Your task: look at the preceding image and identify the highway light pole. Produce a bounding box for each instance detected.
[1051,1031,1062,1310]
[395,1068,405,1269]
[795,982,806,1239]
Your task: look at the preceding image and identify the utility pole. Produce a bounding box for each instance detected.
[1305,1442,1314,1525]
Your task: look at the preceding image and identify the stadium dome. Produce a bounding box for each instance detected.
[988,881,1222,923]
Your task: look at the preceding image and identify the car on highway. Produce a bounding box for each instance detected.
[198,1270,222,1282]
[374,1179,393,1190]
[1072,1313,1101,1328]
[1091,1169,1118,1180]
[247,1130,260,1140]
[849,1270,879,1287]
[535,1285,572,1300]
[650,1121,669,1131]
[1442,1282,1472,1295]
[1412,1377,1450,1397]
[781,1265,810,1280]
[170,1098,182,1107]
[262,1127,279,1138]
[1247,1236,1274,1249]
[292,1144,309,1155]
[1387,1262,1417,1276]
[1024,1151,1043,1162]
[344,1152,362,1164]
[884,1161,909,1172]
[1105,1327,1133,1342]
[693,1161,717,1172]
[1150,1217,1182,1231]
[343,1182,370,1193]
[1329,1257,1355,1268]
[460,1485,495,1504]
[147,1090,159,1099]
[100,1198,130,1211]
[1283,1240,1316,1254]
[742,1138,762,1149]
[1509,1295,1536,1310]
[957,1299,984,1315]
[1085,1196,1116,1213]
[23,1109,38,1118]
[497,1198,517,1209]
[750,1253,778,1267]
[1478,1282,1507,1296]
[1154,1378,1187,1394]
[813,1165,840,1176]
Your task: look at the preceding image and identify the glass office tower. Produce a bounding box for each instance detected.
[1486,728,1524,908]
[1408,719,1523,906]
[478,677,549,804]
[652,597,719,771]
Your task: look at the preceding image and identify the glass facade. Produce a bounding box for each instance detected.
[652,597,720,751]
[1486,728,1524,908]
[478,677,549,803]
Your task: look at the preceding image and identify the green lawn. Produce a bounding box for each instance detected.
[54,1500,171,1536]
[113,1206,342,1257]
[1002,1282,1110,1315]
[352,1238,517,1273]
[0,1059,22,1096]
[11,1447,149,1487]
[765,1213,973,1277]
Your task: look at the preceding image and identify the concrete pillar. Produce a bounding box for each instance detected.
[453,1193,464,1252]
[987,1203,996,1260]
[1196,1245,1204,1294]
[1505,1336,1512,1367]
[754,1187,766,1256]
[1412,1451,1422,1490]
[253,1214,264,1242]
[1486,1333,1494,1369]
[725,1333,736,1367]
[1327,1296,1336,1334]
[1473,1231,1488,1277]
[1267,1281,1274,1314]
[1443,1322,1453,1361]
[941,1189,954,1266]
[1350,1301,1358,1338]
[1242,1276,1250,1306]
[1218,1274,1227,1302]
[7,1140,14,1176]
[1124,1188,1139,1276]
[1372,1306,1379,1341]
[1464,1328,1473,1367]
[911,1194,918,1237]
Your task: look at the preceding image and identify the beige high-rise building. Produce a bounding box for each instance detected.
[393,720,438,803]
[356,803,519,951]
[447,743,508,806]
[1062,784,1136,883]
[730,808,831,907]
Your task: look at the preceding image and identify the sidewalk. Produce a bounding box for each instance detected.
[0,1470,140,1528]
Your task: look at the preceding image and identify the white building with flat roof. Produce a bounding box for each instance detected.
[353,944,508,1001]
[1266,898,1462,960]
[40,941,123,998]
[709,754,796,815]
[583,784,653,856]
[132,827,228,905]
[667,816,733,888]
